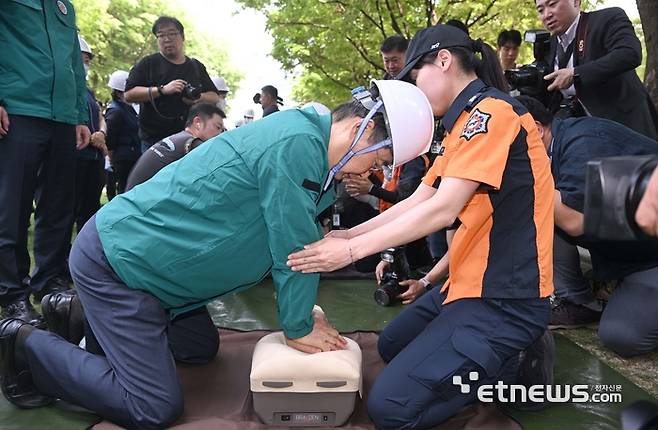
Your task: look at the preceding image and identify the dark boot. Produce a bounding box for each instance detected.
[0,318,53,408]
[549,296,603,329]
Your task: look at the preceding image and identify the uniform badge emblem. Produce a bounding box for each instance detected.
[461,109,491,141]
[578,39,584,52]
[57,0,68,15]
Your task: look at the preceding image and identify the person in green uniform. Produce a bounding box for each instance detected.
[0,0,90,326]
[0,80,434,429]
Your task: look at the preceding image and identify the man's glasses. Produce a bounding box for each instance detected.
[156,32,181,40]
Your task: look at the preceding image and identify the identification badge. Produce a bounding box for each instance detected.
[57,0,68,15]
[332,213,341,227]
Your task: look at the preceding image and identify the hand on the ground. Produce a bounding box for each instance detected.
[286,317,347,354]
[287,238,353,273]
[344,173,372,197]
[545,67,574,91]
[397,279,426,305]
[76,125,91,149]
[0,106,9,138]
[375,260,389,284]
[163,79,186,95]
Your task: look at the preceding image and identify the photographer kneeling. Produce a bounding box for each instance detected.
[518,95,658,357]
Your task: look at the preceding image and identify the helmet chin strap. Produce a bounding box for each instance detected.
[323,100,391,191]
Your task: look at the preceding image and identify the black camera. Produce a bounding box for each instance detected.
[504,30,552,106]
[374,247,411,306]
[584,155,658,241]
[182,83,201,100]
[253,92,261,104]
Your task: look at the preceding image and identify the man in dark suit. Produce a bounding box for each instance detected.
[535,0,658,139]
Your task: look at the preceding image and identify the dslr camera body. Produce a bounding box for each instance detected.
[585,155,658,241]
[374,247,411,306]
[182,82,202,100]
[504,30,552,106]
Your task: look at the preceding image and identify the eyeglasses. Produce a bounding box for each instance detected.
[156,31,181,40]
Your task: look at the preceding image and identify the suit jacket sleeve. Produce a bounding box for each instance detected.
[575,8,642,88]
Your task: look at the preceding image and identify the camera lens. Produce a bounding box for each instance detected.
[374,287,392,306]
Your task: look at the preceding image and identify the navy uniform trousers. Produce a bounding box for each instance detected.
[368,289,549,430]
[23,217,219,430]
[0,115,77,304]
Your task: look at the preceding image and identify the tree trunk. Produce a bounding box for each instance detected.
[637,0,658,105]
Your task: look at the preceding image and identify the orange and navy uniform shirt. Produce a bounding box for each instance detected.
[422,79,554,305]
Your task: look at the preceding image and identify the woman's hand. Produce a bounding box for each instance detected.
[287,238,353,273]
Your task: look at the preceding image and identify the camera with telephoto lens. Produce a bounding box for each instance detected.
[182,83,201,100]
[374,247,411,306]
[504,30,552,106]
[584,155,658,241]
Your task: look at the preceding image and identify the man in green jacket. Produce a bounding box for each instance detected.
[0,0,91,326]
[0,80,434,428]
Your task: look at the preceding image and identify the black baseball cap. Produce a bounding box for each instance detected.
[396,24,474,82]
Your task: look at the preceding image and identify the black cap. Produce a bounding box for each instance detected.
[396,24,474,81]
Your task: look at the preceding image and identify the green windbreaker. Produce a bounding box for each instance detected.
[0,0,88,125]
[95,108,336,338]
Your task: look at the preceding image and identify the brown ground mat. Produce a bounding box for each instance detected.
[94,329,521,430]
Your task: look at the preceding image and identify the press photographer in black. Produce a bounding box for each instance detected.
[518,95,658,358]
[534,0,658,139]
[124,16,219,152]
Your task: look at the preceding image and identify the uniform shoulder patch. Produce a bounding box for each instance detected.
[460,108,492,141]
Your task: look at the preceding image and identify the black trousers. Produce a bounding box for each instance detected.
[112,158,137,195]
[0,115,76,304]
[72,157,104,233]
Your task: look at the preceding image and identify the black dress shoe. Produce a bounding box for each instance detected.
[41,290,84,345]
[32,276,71,303]
[1,299,45,329]
[0,318,53,408]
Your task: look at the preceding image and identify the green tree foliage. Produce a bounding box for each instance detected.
[74,0,241,104]
[236,0,603,107]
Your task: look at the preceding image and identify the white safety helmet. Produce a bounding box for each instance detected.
[78,35,93,58]
[211,76,230,93]
[301,101,331,116]
[243,108,255,119]
[107,70,129,92]
[323,80,433,191]
[372,79,433,167]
